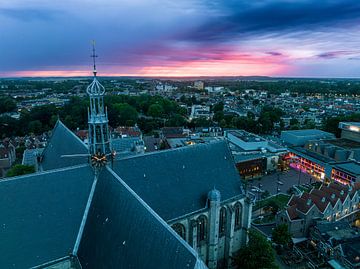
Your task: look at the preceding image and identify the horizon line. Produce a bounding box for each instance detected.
[1,75,360,80]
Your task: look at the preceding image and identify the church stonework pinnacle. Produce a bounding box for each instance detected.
[86,42,112,164]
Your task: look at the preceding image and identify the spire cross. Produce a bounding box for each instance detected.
[91,40,98,77]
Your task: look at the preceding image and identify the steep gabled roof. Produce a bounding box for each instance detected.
[77,167,206,269]
[0,165,94,268]
[41,120,89,171]
[310,189,331,213]
[289,195,313,214]
[112,141,243,221]
[286,204,299,220]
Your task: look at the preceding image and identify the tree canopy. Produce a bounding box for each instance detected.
[6,164,35,177]
[272,224,292,246]
[0,96,16,114]
[234,230,278,269]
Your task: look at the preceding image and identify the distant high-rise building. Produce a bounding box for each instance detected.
[194,80,204,90]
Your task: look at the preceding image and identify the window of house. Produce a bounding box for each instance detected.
[234,203,242,230]
[219,207,227,237]
[197,215,207,245]
[172,223,186,240]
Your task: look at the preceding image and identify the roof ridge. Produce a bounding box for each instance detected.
[73,174,98,255]
[116,139,226,162]
[1,163,90,182]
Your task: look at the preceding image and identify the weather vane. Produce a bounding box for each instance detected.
[90,40,98,76]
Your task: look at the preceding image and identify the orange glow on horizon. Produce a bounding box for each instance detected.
[2,57,291,77]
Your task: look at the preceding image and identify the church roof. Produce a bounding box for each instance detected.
[0,119,251,268]
[77,167,206,269]
[0,165,94,268]
[41,120,88,171]
[0,121,210,268]
[113,141,243,221]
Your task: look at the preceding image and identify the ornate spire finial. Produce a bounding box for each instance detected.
[90,40,98,77]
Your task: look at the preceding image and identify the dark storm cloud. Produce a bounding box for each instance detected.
[317,51,356,59]
[183,0,360,42]
[317,52,339,59]
[266,52,283,56]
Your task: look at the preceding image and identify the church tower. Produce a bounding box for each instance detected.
[87,42,112,166]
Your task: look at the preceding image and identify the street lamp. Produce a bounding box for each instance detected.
[276,174,283,198]
[258,183,263,216]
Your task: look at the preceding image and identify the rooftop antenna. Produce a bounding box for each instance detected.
[90,40,98,77]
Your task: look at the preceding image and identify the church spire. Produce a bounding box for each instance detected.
[91,40,98,77]
[86,42,112,166]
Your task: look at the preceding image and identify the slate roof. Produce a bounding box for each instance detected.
[0,165,94,268]
[112,141,243,221]
[41,120,89,171]
[77,167,206,269]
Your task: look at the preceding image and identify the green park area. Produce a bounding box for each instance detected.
[253,193,290,211]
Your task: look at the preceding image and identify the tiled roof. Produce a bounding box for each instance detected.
[288,195,312,214]
[309,189,330,213]
[286,204,299,220]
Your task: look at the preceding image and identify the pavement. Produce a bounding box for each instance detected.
[248,168,316,196]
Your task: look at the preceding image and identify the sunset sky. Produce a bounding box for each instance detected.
[2,0,360,77]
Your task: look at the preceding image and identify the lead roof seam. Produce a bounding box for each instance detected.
[29,256,70,269]
[0,163,89,182]
[73,173,98,255]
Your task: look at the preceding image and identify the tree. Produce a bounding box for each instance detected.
[28,120,43,134]
[267,200,280,215]
[6,164,35,177]
[247,111,255,120]
[234,230,278,269]
[213,111,224,122]
[165,114,186,127]
[0,96,16,114]
[148,104,165,118]
[304,119,316,129]
[112,103,138,126]
[272,224,292,247]
[213,102,224,113]
[289,118,299,126]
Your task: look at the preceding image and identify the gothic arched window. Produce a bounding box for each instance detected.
[234,203,242,230]
[197,215,207,245]
[219,207,227,237]
[172,223,186,240]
